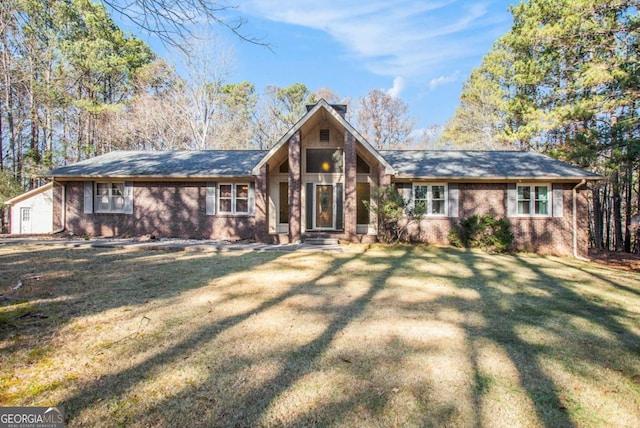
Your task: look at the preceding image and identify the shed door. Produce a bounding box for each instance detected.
[20,207,32,234]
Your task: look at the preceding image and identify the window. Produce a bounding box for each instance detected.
[306,149,343,173]
[279,159,289,173]
[279,182,289,224]
[414,185,428,212]
[218,183,251,215]
[95,182,125,213]
[517,185,549,216]
[219,184,233,213]
[356,155,370,174]
[356,182,370,225]
[431,185,446,215]
[319,129,330,142]
[236,184,249,213]
[413,184,447,216]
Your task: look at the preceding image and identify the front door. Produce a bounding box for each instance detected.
[20,207,31,234]
[315,185,334,229]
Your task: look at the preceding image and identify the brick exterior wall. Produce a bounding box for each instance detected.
[53,179,589,256]
[400,182,589,257]
[509,184,588,256]
[459,183,506,218]
[343,131,357,239]
[58,181,257,240]
[52,182,64,231]
[288,131,302,242]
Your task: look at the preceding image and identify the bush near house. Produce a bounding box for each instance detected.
[364,184,426,243]
[449,214,514,253]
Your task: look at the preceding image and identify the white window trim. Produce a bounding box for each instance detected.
[218,183,251,215]
[95,182,125,213]
[517,183,551,217]
[412,183,448,217]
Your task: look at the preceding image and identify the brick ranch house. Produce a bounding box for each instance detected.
[44,100,600,256]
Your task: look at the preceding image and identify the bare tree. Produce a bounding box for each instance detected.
[172,36,235,149]
[413,125,445,149]
[100,0,267,49]
[356,89,414,150]
[115,59,191,150]
[253,83,311,149]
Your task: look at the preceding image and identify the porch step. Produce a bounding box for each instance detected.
[304,238,339,245]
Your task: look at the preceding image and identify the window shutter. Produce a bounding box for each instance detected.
[336,183,343,230]
[248,182,256,215]
[507,183,517,217]
[206,183,216,215]
[552,184,563,218]
[306,183,313,230]
[123,182,134,214]
[84,181,93,214]
[448,183,459,218]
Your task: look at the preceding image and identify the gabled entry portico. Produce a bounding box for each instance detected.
[252,99,395,244]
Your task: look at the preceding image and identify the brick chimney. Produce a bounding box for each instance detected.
[305,103,347,118]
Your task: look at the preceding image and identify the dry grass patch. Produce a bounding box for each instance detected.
[1,243,639,427]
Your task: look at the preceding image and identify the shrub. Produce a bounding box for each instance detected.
[449,214,513,253]
[363,184,425,243]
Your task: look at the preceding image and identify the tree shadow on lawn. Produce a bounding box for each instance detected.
[66,247,640,426]
[1,245,282,314]
[449,249,640,428]
[56,248,381,425]
[60,246,476,427]
[212,247,416,427]
[0,245,287,394]
[554,257,640,299]
[9,245,640,426]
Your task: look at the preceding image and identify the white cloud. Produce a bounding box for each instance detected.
[387,77,405,98]
[241,1,507,80]
[428,71,460,90]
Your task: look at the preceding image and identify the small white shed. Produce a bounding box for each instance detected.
[5,182,54,234]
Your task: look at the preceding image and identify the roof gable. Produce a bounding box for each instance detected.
[4,182,53,205]
[251,99,394,175]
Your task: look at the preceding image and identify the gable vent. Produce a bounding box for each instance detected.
[319,129,330,142]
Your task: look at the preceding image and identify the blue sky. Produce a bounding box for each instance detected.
[123,0,516,133]
[227,0,516,132]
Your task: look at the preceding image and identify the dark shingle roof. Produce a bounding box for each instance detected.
[45,150,267,178]
[44,149,600,181]
[382,150,600,180]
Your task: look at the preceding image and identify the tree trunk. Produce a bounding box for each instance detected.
[592,186,604,249]
[604,183,611,250]
[612,171,624,251]
[624,165,633,252]
[0,107,3,170]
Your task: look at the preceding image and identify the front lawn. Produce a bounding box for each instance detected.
[1,244,639,427]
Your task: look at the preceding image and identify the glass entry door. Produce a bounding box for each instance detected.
[315,185,334,229]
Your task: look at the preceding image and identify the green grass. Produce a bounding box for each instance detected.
[0,243,639,427]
